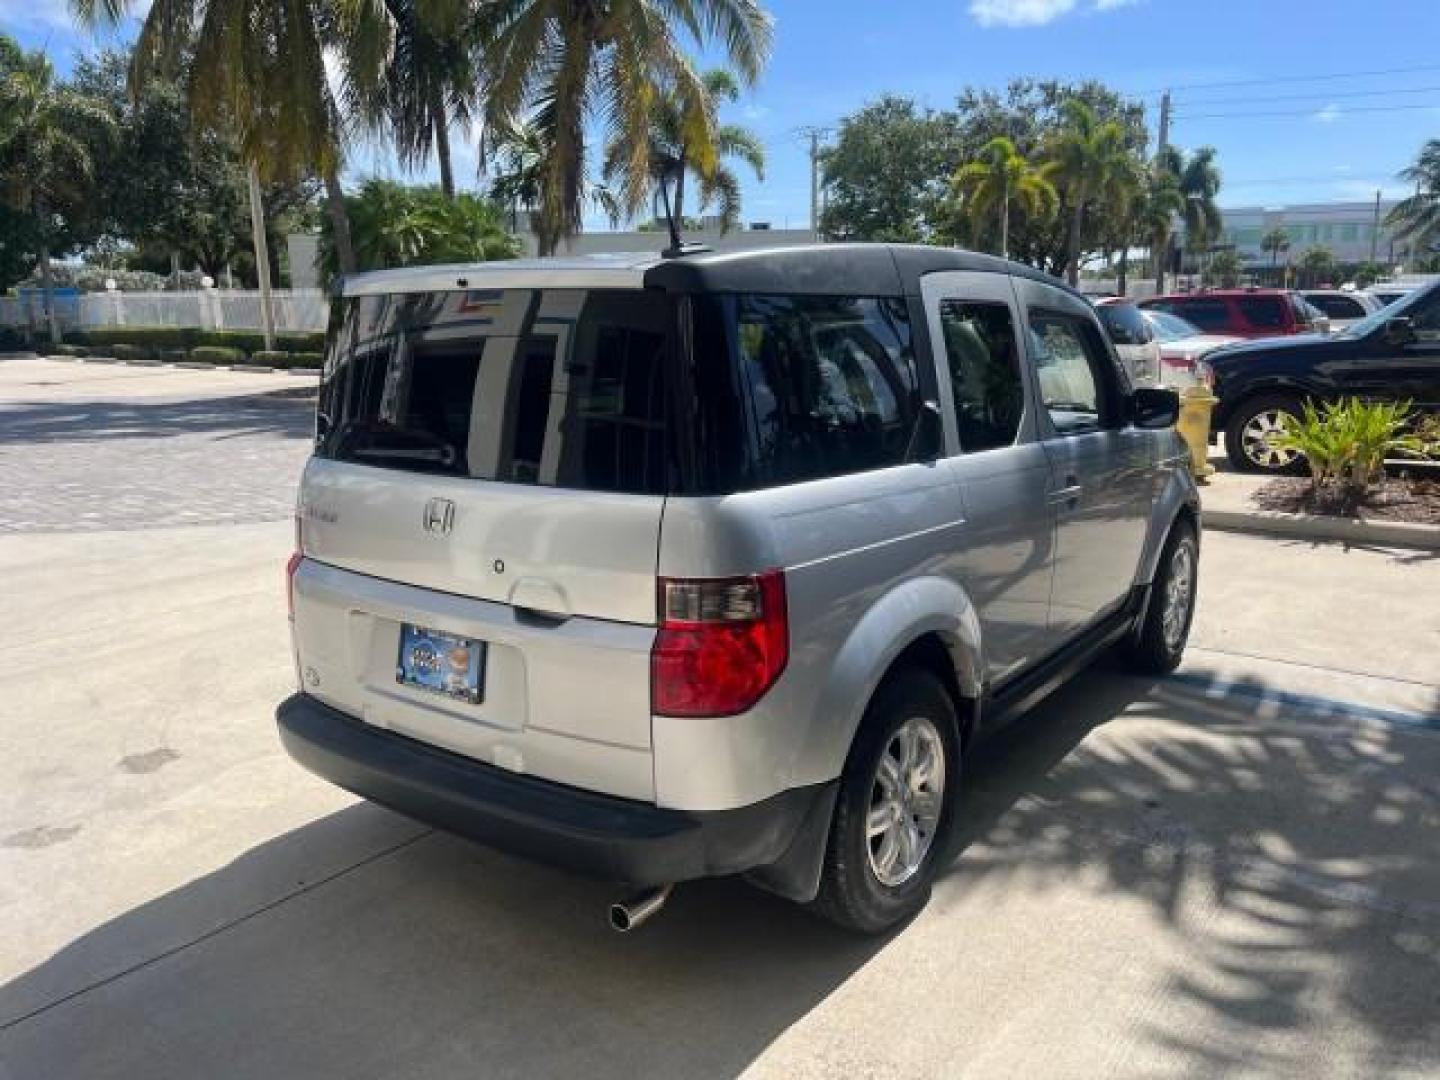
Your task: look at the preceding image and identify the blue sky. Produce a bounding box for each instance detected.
[7,0,1439,229]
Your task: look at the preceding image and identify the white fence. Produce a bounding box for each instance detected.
[1,289,328,334]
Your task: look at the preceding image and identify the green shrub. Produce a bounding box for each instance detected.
[1,326,32,351]
[189,345,246,365]
[112,343,156,362]
[161,347,189,362]
[48,343,89,357]
[65,327,324,355]
[1273,398,1423,493]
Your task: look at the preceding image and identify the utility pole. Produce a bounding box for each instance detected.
[795,126,831,241]
[1369,188,1382,266]
[247,164,276,353]
[1153,90,1172,292]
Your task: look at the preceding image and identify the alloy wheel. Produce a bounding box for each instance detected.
[1161,539,1196,651]
[1240,409,1299,470]
[866,716,946,888]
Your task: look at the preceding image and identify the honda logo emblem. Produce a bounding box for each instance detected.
[422,497,455,536]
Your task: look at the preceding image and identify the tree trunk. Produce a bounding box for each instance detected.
[37,239,60,346]
[432,87,455,199]
[1154,228,1168,294]
[673,153,687,228]
[999,181,1009,259]
[1117,245,1129,297]
[247,164,277,352]
[324,169,357,275]
[1065,201,1084,286]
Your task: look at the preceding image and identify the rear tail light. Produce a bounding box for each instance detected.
[651,570,788,717]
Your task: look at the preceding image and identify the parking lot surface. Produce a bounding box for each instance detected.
[2,357,1438,1078]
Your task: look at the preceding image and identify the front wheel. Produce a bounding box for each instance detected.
[810,670,960,935]
[1224,393,1305,473]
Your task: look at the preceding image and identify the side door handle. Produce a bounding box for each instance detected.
[1048,477,1082,507]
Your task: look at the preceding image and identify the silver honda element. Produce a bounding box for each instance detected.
[278,245,1200,934]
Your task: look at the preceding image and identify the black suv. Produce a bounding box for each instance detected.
[1210,281,1440,472]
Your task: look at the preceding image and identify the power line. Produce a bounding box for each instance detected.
[1175,84,1440,107]
[1143,62,1440,95]
[1176,101,1440,120]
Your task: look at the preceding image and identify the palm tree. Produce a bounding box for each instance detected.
[1162,145,1223,276]
[1045,99,1132,285]
[479,0,773,254]
[0,49,113,343]
[1140,167,1184,292]
[602,69,764,237]
[345,0,477,199]
[1298,245,1336,288]
[950,135,1057,258]
[488,118,547,235]
[71,0,378,275]
[1261,226,1291,284]
[1385,138,1440,254]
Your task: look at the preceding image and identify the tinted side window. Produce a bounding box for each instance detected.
[1030,311,1106,436]
[938,300,1023,453]
[1096,302,1152,345]
[733,295,919,485]
[1308,294,1365,319]
[1174,298,1232,332]
[1238,296,1286,329]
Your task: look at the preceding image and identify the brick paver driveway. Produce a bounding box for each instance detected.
[0,358,315,532]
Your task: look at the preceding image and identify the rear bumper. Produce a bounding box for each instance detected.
[276,694,832,887]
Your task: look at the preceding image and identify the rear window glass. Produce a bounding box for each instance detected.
[318,288,921,496]
[1238,296,1286,329]
[319,289,673,494]
[1095,302,1152,345]
[1172,298,1232,332]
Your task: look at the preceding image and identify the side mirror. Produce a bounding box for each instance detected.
[1384,316,1416,347]
[1131,387,1180,430]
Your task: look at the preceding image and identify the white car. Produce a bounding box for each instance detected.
[1300,289,1383,332]
[1142,310,1242,388]
[1094,298,1162,387]
[1365,284,1419,309]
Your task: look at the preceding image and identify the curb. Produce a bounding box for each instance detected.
[1205,507,1440,551]
[18,352,320,379]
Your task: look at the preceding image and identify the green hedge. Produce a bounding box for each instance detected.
[64,327,325,356]
[49,343,89,357]
[112,343,151,361]
[252,350,325,369]
[189,345,246,365]
[0,326,30,351]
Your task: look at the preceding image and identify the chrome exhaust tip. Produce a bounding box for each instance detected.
[608,885,673,933]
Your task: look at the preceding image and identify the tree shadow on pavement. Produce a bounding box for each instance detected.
[2,665,1436,1078]
[0,391,314,446]
[944,662,1440,1075]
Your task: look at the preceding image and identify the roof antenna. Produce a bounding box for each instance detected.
[658,177,711,259]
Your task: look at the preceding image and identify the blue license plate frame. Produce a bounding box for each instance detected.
[396,624,486,705]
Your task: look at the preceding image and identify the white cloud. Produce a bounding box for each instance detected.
[968,0,1139,27]
[0,0,79,32]
[1312,104,1342,124]
[969,0,1076,26]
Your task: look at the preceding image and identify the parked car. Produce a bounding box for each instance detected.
[1094,297,1162,386]
[1142,309,1243,388]
[1210,280,1440,472]
[277,245,1200,935]
[1300,289,1383,332]
[1139,289,1329,339]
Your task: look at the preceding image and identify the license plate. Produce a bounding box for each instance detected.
[396,624,485,704]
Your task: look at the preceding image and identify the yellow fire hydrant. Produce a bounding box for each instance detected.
[1175,383,1217,482]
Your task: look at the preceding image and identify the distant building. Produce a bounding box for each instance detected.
[1194,200,1408,267]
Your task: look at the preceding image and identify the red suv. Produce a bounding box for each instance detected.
[1138,289,1328,339]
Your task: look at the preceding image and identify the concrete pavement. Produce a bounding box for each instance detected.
[1,357,1438,1079]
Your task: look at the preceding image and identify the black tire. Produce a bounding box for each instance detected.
[810,669,961,935]
[1122,519,1199,675]
[1224,392,1305,474]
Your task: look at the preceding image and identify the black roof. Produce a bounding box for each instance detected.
[643,242,1074,299]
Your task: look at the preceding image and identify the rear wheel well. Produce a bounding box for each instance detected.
[886,634,976,746]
